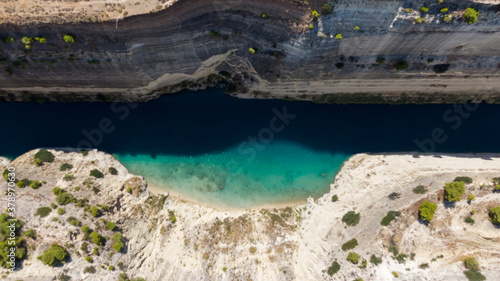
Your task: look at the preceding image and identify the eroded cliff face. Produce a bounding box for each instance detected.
[2,150,500,281]
[0,0,499,103]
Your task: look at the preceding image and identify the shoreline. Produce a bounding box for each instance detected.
[146,182,308,212]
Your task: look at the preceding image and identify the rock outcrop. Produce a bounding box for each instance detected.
[0,0,499,103]
[1,149,500,280]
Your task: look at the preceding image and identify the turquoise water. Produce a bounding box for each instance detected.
[116,141,349,208]
[1,89,500,207]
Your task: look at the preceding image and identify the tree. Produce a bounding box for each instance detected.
[342,211,360,226]
[34,149,55,163]
[347,252,360,264]
[109,167,118,175]
[464,8,479,24]
[489,207,500,225]
[444,181,465,202]
[38,244,69,266]
[341,239,358,251]
[419,201,437,222]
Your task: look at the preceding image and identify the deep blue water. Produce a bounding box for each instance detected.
[0,89,499,207]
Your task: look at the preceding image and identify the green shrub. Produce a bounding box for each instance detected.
[381,211,401,226]
[249,246,257,254]
[321,3,333,15]
[0,214,26,268]
[419,201,437,222]
[24,229,36,239]
[52,187,64,195]
[63,174,75,181]
[35,149,55,163]
[489,207,500,225]
[90,169,103,178]
[109,167,118,175]
[92,186,100,194]
[335,34,342,40]
[464,8,479,24]
[370,254,382,265]
[444,181,465,202]
[37,244,68,266]
[126,187,132,194]
[468,193,475,201]
[419,263,429,269]
[421,6,429,12]
[327,261,340,276]
[112,233,124,252]
[463,269,486,281]
[84,266,96,274]
[109,265,115,270]
[312,10,319,20]
[464,257,480,270]
[341,239,358,251]
[169,210,176,223]
[56,192,74,205]
[30,180,41,189]
[60,163,73,171]
[394,61,408,71]
[36,207,52,217]
[34,158,42,166]
[81,150,89,156]
[347,252,360,264]
[249,48,256,54]
[465,216,475,225]
[69,219,82,227]
[416,17,425,23]
[443,16,452,22]
[331,195,338,202]
[413,185,427,194]
[89,232,104,246]
[63,35,75,44]
[82,225,91,235]
[342,211,360,226]
[90,206,101,217]
[440,8,448,13]
[358,259,367,269]
[388,192,400,200]
[85,256,93,263]
[403,8,413,13]
[80,242,89,253]
[392,271,399,277]
[57,208,66,215]
[101,205,110,212]
[118,273,129,281]
[106,221,116,231]
[454,176,473,184]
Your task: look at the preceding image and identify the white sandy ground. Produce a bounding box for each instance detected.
[1,150,500,280]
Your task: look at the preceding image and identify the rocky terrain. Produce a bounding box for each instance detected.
[0,0,499,103]
[1,149,499,280]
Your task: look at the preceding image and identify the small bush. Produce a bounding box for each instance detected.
[69,219,82,227]
[82,225,91,235]
[440,8,448,13]
[413,185,427,194]
[392,271,399,277]
[381,211,401,226]
[376,57,385,64]
[464,8,479,24]
[84,266,96,274]
[109,167,118,175]
[327,261,340,276]
[388,192,400,200]
[90,169,103,178]
[341,239,358,251]
[60,163,73,171]
[419,201,437,222]
[444,181,465,202]
[56,192,74,205]
[37,244,69,266]
[347,252,360,264]
[34,158,42,166]
[52,187,64,195]
[465,216,475,225]
[464,257,480,270]
[342,211,360,226]
[85,256,93,263]
[393,61,408,71]
[312,10,319,20]
[63,35,75,44]
[35,149,55,163]
[57,208,66,215]
[30,180,41,189]
[489,207,500,225]
[468,193,475,201]
[321,3,333,15]
[421,6,429,12]
[112,233,124,252]
[209,30,220,38]
[335,34,342,40]
[24,229,36,239]
[454,176,473,184]
[90,206,101,217]
[89,232,104,246]
[464,269,486,281]
[249,48,256,54]
[63,174,75,181]
[403,8,413,13]
[81,150,89,156]
[419,263,429,269]
[169,210,176,223]
[370,254,382,265]
[106,221,116,231]
[331,195,338,202]
[249,246,257,254]
[36,207,52,217]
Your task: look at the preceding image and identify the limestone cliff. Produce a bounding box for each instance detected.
[1,149,500,280]
[0,0,499,103]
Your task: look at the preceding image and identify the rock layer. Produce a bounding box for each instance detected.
[0,0,499,103]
